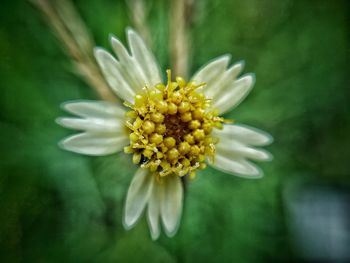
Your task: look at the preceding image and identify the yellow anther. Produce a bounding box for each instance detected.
[192,108,204,120]
[202,122,213,134]
[151,112,164,123]
[189,93,199,103]
[168,102,177,115]
[132,153,141,164]
[189,120,201,130]
[170,81,178,90]
[156,83,165,91]
[150,133,163,144]
[156,100,168,113]
[164,137,176,148]
[143,149,154,158]
[124,146,133,154]
[150,91,163,101]
[204,137,213,144]
[215,122,223,129]
[181,158,191,167]
[126,111,138,118]
[184,134,195,144]
[179,141,190,154]
[149,162,159,172]
[155,124,166,134]
[156,151,164,159]
[198,154,206,162]
[135,94,146,107]
[206,144,216,155]
[193,129,205,141]
[133,117,143,129]
[190,145,200,156]
[143,120,155,134]
[129,132,139,142]
[167,148,179,160]
[176,76,186,88]
[161,145,168,153]
[160,160,170,169]
[172,91,182,104]
[178,101,191,113]
[197,93,205,100]
[200,163,207,169]
[180,112,192,122]
[139,106,147,115]
[187,81,196,90]
[149,90,157,97]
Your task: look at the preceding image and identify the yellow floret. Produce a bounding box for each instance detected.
[123,69,225,178]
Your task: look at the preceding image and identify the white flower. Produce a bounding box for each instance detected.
[57,28,273,240]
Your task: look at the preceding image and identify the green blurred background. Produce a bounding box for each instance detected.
[1,0,349,262]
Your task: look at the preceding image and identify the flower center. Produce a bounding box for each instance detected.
[123,70,224,178]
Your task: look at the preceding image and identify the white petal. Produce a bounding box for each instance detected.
[59,132,129,156]
[216,139,272,161]
[110,35,150,91]
[62,100,125,119]
[213,124,273,146]
[191,55,231,87]
[191,57,254,114]
[147,176,161,240]
[209,155,262,178]
[203,61,244,99]
[94,48,136,102]
[124,169,154,229]
[56,117,125,133]
[127,28,161,87]
[212,74,255,114]
[160,176,183,237]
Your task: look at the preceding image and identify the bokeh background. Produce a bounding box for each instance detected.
[1,0,349,262]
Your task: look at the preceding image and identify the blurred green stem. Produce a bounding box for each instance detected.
[170,0,194,78]
[127,0,152,47]
[30,0,118,102]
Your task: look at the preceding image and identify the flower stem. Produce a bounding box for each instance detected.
[29,0,118,102]
[127,0,152,47]
[170,0,195,79]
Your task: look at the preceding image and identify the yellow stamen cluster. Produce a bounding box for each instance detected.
[124,70,224,179]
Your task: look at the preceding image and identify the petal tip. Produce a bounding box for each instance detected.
[218,54,232,66]
[60,101,72,111]
[265,134,274,145]
[254,129,274,146]
[151,235,160,241]
[244,73,256,87]
[266,152,274,161]
[59,100,85,115]
[55,117,64,127]
[237,165,264,179]
[122,215,136,230]
[163,223,180,238]
[150,230,161,241]
[93,47,108,62]
[57,137,68,151]
[236,60,245,68]
[108,33,117,43]
[126,26,137,39]
[109,34,120,47]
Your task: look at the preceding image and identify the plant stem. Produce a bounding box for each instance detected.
[30,0,118,102]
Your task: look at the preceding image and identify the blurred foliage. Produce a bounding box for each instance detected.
[0,0,349,262]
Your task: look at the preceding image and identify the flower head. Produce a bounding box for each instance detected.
[123,69,225,179]
[57,28,272,240]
